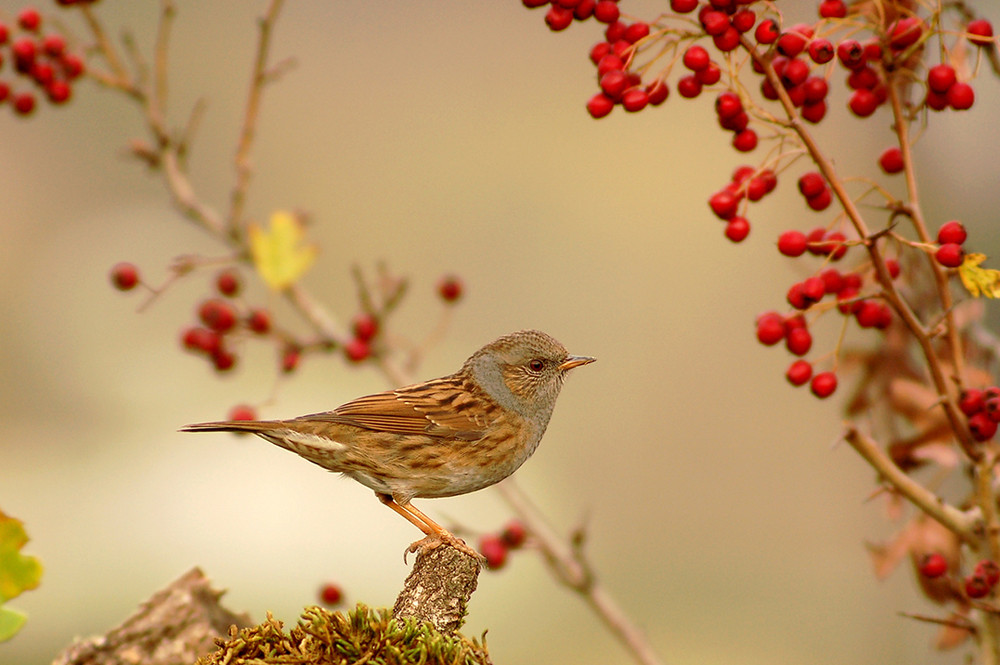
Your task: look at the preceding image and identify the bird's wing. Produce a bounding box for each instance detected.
[296,377,496,441]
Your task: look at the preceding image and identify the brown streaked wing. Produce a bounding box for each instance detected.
[294,377,493,441]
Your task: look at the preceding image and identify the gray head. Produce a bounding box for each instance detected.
[465,330,594,427]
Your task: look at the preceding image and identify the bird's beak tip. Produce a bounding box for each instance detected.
[560,355,596,371]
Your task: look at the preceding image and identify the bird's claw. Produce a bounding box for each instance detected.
[403,533,486,566]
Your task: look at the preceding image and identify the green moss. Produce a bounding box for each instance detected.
[197,603,492,665]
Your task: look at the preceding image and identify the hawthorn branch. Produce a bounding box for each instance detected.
[741,35,978,461]
[843,425,978,542]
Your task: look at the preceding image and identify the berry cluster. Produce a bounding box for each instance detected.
[516,1,995,401]
[478,519,527,570]
[958,386,1000,442]
[523,0,625,34]
[0,6,87,116]
[111,259,465,417]
[919,553,1000,601]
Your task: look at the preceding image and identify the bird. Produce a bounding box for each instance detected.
[181,329,594,562]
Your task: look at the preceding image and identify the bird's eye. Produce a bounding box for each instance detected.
[528,359,545,372]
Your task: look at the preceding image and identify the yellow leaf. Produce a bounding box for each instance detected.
[248,211,317,291]
[958,253,1000,299]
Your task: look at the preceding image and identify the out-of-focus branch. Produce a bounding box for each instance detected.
[843,426,978,542]
[497,480,665,665]
[228,0,287,241]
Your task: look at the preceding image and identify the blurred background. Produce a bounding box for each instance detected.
[2,1,1000,663]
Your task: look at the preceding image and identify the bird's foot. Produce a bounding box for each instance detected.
[404,532,486,565]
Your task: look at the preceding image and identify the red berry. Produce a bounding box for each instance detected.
[810,371,838,398]
[808,38,834,64]
[731,9,755,33]
[212,347,237,372]
[344,338,371,363]
[935,243,964,268]
[646,80,669,105]
[216,270,240,297]
[695,61,721,85]
[802,276,825,302]
[786,360,813,386]
[818,0,847,18]
[700,11,730,36]
[849,88,879,116]
[806,189,831,211]
[199,299,237,333]
[600,69,628,99]
[777,25,812,57]
[947,82,975,110]
[574,0,596,20]
[670,0,698,13]
[732,129,757,152]
[778,230,808,257]
[724,216,750,242]
[587,93,614,119]
[781,58,810,87]
[352,312,379,341]
[819,268,844,294]
[918,553,949,579]
[589,42,613,65]
[797,172,826,198]
[624,22,650,44]
[977,560,1000,587]
[756,311,786,346]
[501,520,527,548]
[545,6,574,31]
[960,389,986,416]
[969,412,998,441]
[228,404,257,421]
[985,397,1000,423]
[319,583,343,605]
[708,190,738,219]
[621,87,649,112]
[967,19,995,46]
[927,64,956,94]
[42,34,65,56]
[878,147,904,174]
[836,39,865,69]
[110,262,139,291]
[593,0,619,24]
[885,259,901,279]
[712,26,740,52]
[438,275,463,302]
[966,573,991,598]
[715,91,743,119]
[785,326,812,356]
[754,19,779,44]
[12,92,36,116]
[45,80,71,104]
[801,100,827,123]
[281,346,301,373]
[937,220,967,245]
[182,327,221,355]
[17,8,41,32]
[12,38,36,68]
[855,300,884,328]
[246,308,271,334]
[889,17,923,50]
[683,45,710,71]
[61,53,84,78]
[479,534,508,570]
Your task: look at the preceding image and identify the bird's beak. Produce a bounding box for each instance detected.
[559,355,596,371]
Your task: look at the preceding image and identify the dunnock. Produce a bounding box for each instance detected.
[181,330,594,560]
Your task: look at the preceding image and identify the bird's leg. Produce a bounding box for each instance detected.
[375,492,485,564]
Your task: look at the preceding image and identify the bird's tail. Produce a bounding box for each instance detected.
[179,420,280,434]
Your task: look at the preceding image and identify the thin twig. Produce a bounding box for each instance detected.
[228,0,286,241]
[843,425,978,542]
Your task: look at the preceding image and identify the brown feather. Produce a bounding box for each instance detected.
[292,376,494,441]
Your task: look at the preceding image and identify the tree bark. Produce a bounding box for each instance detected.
[392,546,481,634]
[52,567,251,665]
